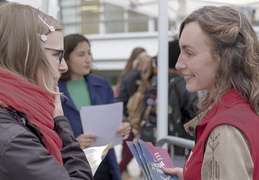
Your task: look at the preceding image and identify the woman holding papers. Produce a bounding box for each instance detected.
[162,6,259,180]
[59,33,131,180]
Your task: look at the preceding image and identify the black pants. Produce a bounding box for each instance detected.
[94,156,112,180]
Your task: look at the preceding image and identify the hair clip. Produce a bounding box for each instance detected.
[37,34,47,41]
[38,15,55,32]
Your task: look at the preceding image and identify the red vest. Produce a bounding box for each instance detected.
[184,90,259,179]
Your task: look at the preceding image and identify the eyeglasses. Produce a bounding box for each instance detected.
[44,47,64,64]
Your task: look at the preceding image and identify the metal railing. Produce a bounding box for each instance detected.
[156,136,195,167]
[156,136,195,149]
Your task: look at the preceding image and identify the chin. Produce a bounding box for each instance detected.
[186,85,198,93]
[84,70,91,75]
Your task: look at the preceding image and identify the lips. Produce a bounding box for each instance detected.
[183,75,193,81]
[84,65,91,69]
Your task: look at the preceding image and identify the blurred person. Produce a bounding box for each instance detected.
[116,51,153,180]
[58,33,131,180]
[114,47,146,179]
[114,47,146,97]
[0,3,93,180]
[163,6,259,179]
[140,39,198,156]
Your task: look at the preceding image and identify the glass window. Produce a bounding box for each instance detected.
[128,11,148,32]
[80,1,100,34]
[82,23,99,34]
[104,3,124,33]
[61,0,162,35]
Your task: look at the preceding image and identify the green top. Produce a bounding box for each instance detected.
[67,78,91,111]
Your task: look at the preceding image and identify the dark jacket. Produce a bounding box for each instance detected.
[140,73,198,146]
[0,108,93,180]
[167,73,198,139]
[115,68,140,118]
[58,74,121,180]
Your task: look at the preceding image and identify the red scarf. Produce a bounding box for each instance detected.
[0,68,63,165]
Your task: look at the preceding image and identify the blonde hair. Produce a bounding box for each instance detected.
[180,6,259,115]
[0,2,64,91]
[132,52,151,70]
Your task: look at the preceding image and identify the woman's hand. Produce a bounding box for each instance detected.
[76,134,99,149]
[53,86,64,118]
[162,167,183,180]
[116,122,131,140]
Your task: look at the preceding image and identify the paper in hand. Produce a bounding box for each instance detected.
[80,102,123,147]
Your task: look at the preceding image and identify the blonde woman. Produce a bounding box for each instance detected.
[0,3,93,180]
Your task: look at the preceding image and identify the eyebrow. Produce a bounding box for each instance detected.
[44,47,64,53]
[181,45,195,50]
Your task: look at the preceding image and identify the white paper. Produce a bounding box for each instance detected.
[80,102,123,147]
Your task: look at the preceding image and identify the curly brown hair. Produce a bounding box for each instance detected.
[180,6,259,115]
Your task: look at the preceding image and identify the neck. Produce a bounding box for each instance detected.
[71,75,84,81]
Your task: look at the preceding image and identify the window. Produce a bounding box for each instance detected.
[81,1,100,34]
[128,11,148,32]
[61,0,163,35]
[104,3,124,33]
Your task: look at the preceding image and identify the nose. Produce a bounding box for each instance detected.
[86,55,92,63]
[59,58,68,73]
[175,53,187,71]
